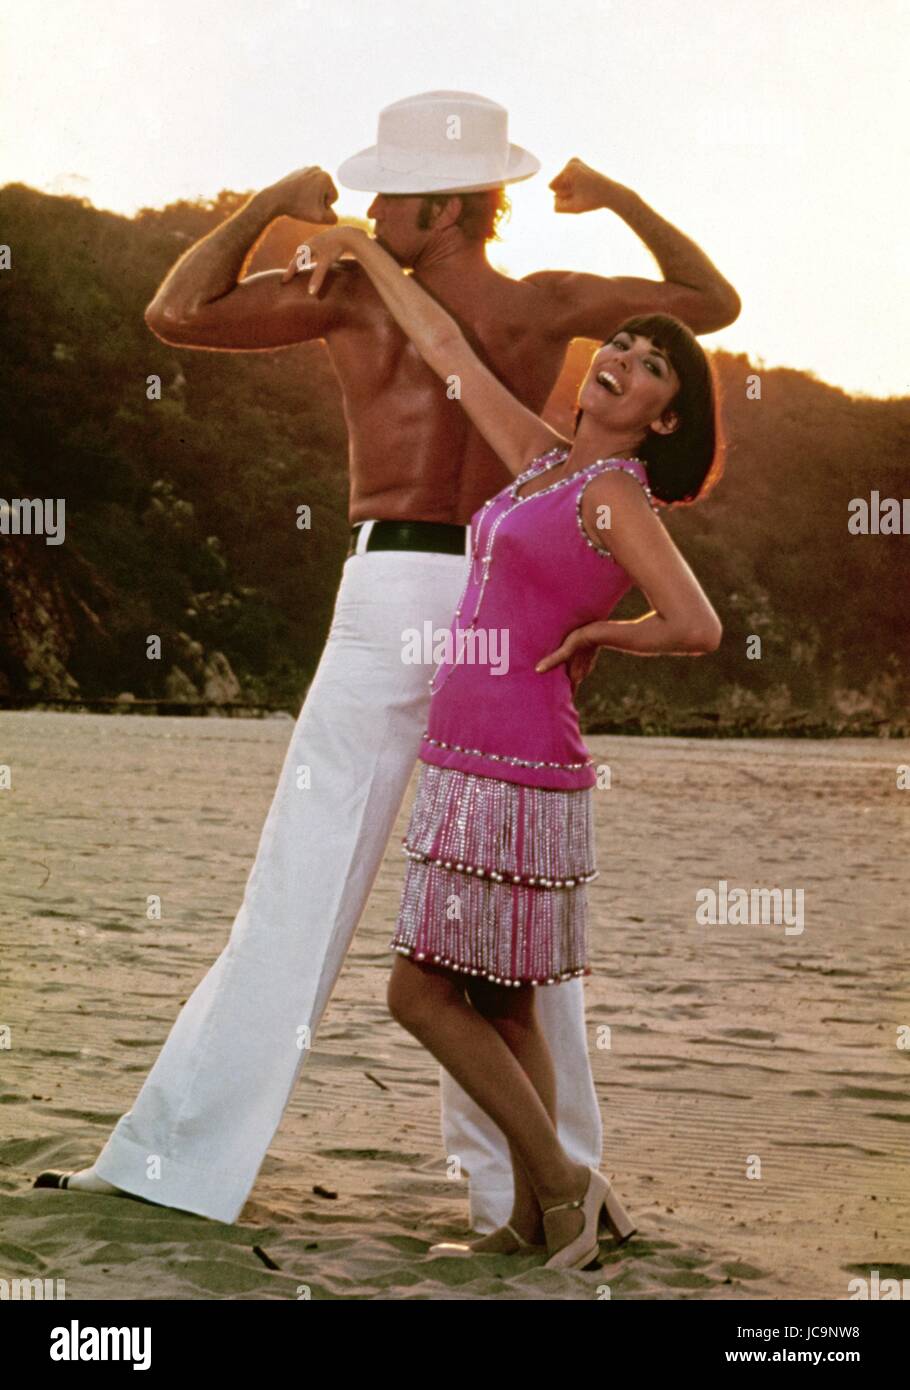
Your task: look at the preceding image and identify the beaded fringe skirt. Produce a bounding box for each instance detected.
[389,762,597,987]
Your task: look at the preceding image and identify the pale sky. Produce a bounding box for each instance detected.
[2,0,907,397]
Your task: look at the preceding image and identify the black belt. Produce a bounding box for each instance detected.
[347,519,470,558]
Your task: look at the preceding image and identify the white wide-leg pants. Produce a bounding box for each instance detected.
[93,542,603,1225]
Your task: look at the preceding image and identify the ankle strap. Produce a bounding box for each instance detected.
[542,1196,583,1214]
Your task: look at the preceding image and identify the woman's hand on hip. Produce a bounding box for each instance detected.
[535,626,601,694]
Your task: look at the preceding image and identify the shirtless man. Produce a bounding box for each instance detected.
[37,93,738,1238]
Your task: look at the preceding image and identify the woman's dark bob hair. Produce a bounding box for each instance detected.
[575,313,725,506]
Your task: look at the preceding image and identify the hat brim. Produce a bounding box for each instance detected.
[336,143,540,194]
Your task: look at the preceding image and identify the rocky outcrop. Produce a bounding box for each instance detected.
[163,665,199,702]
[202,651,242,703]
[0,536,83,697]
[0,540,244,704]
[163,633,242,702]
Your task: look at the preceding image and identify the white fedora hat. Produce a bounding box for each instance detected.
[336,90,540,194]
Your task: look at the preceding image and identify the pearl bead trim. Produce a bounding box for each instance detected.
[574,461,662,559]
[426,449,656,700]
[428,449,572,696]
[422,733,593,772]
[401,841,598,889]
[389,941,591,988]
[508,446,589,502]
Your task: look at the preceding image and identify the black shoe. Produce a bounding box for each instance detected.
[32,1170,154,1205]
[34,1169,74,1189]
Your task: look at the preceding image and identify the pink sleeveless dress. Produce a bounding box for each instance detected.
[389,445,661,987]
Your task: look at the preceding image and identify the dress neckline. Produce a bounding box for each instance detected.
[510,448,646,504]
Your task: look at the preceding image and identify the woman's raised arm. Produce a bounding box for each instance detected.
[285,226,566,476]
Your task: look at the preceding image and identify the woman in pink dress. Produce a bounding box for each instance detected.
[291,224,724,1270]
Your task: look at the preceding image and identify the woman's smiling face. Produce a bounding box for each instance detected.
[577,330,682,436]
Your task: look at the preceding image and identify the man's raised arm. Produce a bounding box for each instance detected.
[524,158,741,339]
[144,167,347,351]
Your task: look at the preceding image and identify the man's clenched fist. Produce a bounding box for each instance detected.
[268,166,339,224]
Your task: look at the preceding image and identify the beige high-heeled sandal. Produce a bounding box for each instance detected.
[542,1169,636,1270]
[428,1222,546,1257]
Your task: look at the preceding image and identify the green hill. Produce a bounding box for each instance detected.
[1,183,908,734]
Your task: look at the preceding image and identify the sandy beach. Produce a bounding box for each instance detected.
[1,711,907,1300]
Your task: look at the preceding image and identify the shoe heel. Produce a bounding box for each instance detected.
[600,1181,636,1244]
[543,1168,608,1270]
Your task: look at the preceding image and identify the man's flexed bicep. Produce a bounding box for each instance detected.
[523,269,733,343]
[144,167,347,350]
[536,158,741,339]
[145,265,349,351]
